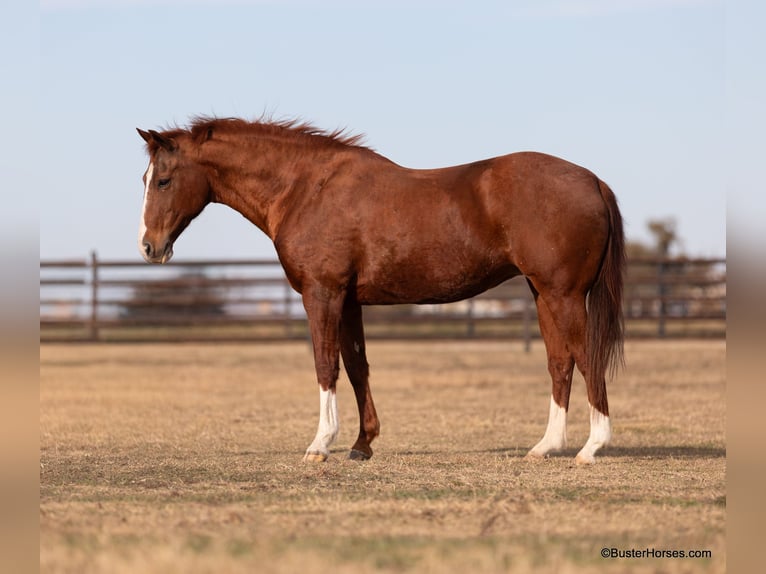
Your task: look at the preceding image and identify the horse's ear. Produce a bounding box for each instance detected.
[137,128,152,144]
[148,129,178,152]
[137,128,176,152]
[191,124,214,144]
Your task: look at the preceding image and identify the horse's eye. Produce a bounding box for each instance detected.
[157,178,171,190]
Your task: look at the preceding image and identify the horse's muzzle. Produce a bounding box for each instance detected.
[141,239,174,264]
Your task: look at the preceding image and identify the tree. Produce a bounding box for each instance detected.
[626,217,679,259]
[647,217,678,257]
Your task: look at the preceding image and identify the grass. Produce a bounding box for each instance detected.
[40,340,725,573]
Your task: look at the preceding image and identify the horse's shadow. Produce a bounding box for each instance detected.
[390,445,726,459]
[592,445,725,459]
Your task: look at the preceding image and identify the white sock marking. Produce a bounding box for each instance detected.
[305,387,339,458]
[575,404,612,464]
[528,395,567,457]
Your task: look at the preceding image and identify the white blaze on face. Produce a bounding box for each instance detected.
[138,162,154,257]
[304,386,339,460]
[527,394,568,457]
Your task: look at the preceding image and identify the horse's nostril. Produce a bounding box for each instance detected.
[143,242,153,257]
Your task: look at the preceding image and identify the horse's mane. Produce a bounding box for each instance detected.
[180,115,369,151]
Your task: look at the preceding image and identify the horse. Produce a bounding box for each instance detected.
[137,117,624,465]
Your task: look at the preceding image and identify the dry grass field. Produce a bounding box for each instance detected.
[40,340,725,573]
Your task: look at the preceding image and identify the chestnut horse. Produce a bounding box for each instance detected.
[137,117,624,464]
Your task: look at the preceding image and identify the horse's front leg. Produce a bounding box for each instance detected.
[302,285,346,463]
[340,298,380,460]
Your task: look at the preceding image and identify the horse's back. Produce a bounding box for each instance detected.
[279,150,611,303]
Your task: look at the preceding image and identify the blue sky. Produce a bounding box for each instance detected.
[31,0,757,261]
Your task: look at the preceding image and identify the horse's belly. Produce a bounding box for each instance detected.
[354,258,519,305]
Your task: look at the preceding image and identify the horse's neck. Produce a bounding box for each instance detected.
[205,140,332,241]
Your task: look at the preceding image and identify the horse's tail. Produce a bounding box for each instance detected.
[587,180,625,412]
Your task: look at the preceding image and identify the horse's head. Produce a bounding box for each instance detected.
[137,128,211,263]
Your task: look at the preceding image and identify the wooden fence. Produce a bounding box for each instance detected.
[40,254,725,344]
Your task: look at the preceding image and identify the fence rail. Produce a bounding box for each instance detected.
[40,253,725,344]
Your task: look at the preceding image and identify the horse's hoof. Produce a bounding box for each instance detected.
[348,449,372,461]
[303,451,328,463]
[574,453,596,465]
[524,450,547,461]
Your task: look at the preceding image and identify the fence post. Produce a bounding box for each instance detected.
[466,298,475,337]
[283,276,292,338]
[657,259,667,338]
[89,250,99,341]
[522,288,532,353]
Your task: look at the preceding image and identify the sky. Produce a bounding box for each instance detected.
[26,0,763,262]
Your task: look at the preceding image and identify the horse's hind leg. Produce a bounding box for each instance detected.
[548,297,612,465]
[340,298,380,460]
[526,286,575,459]
[532,289,611,464]
[574,348,612,466]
